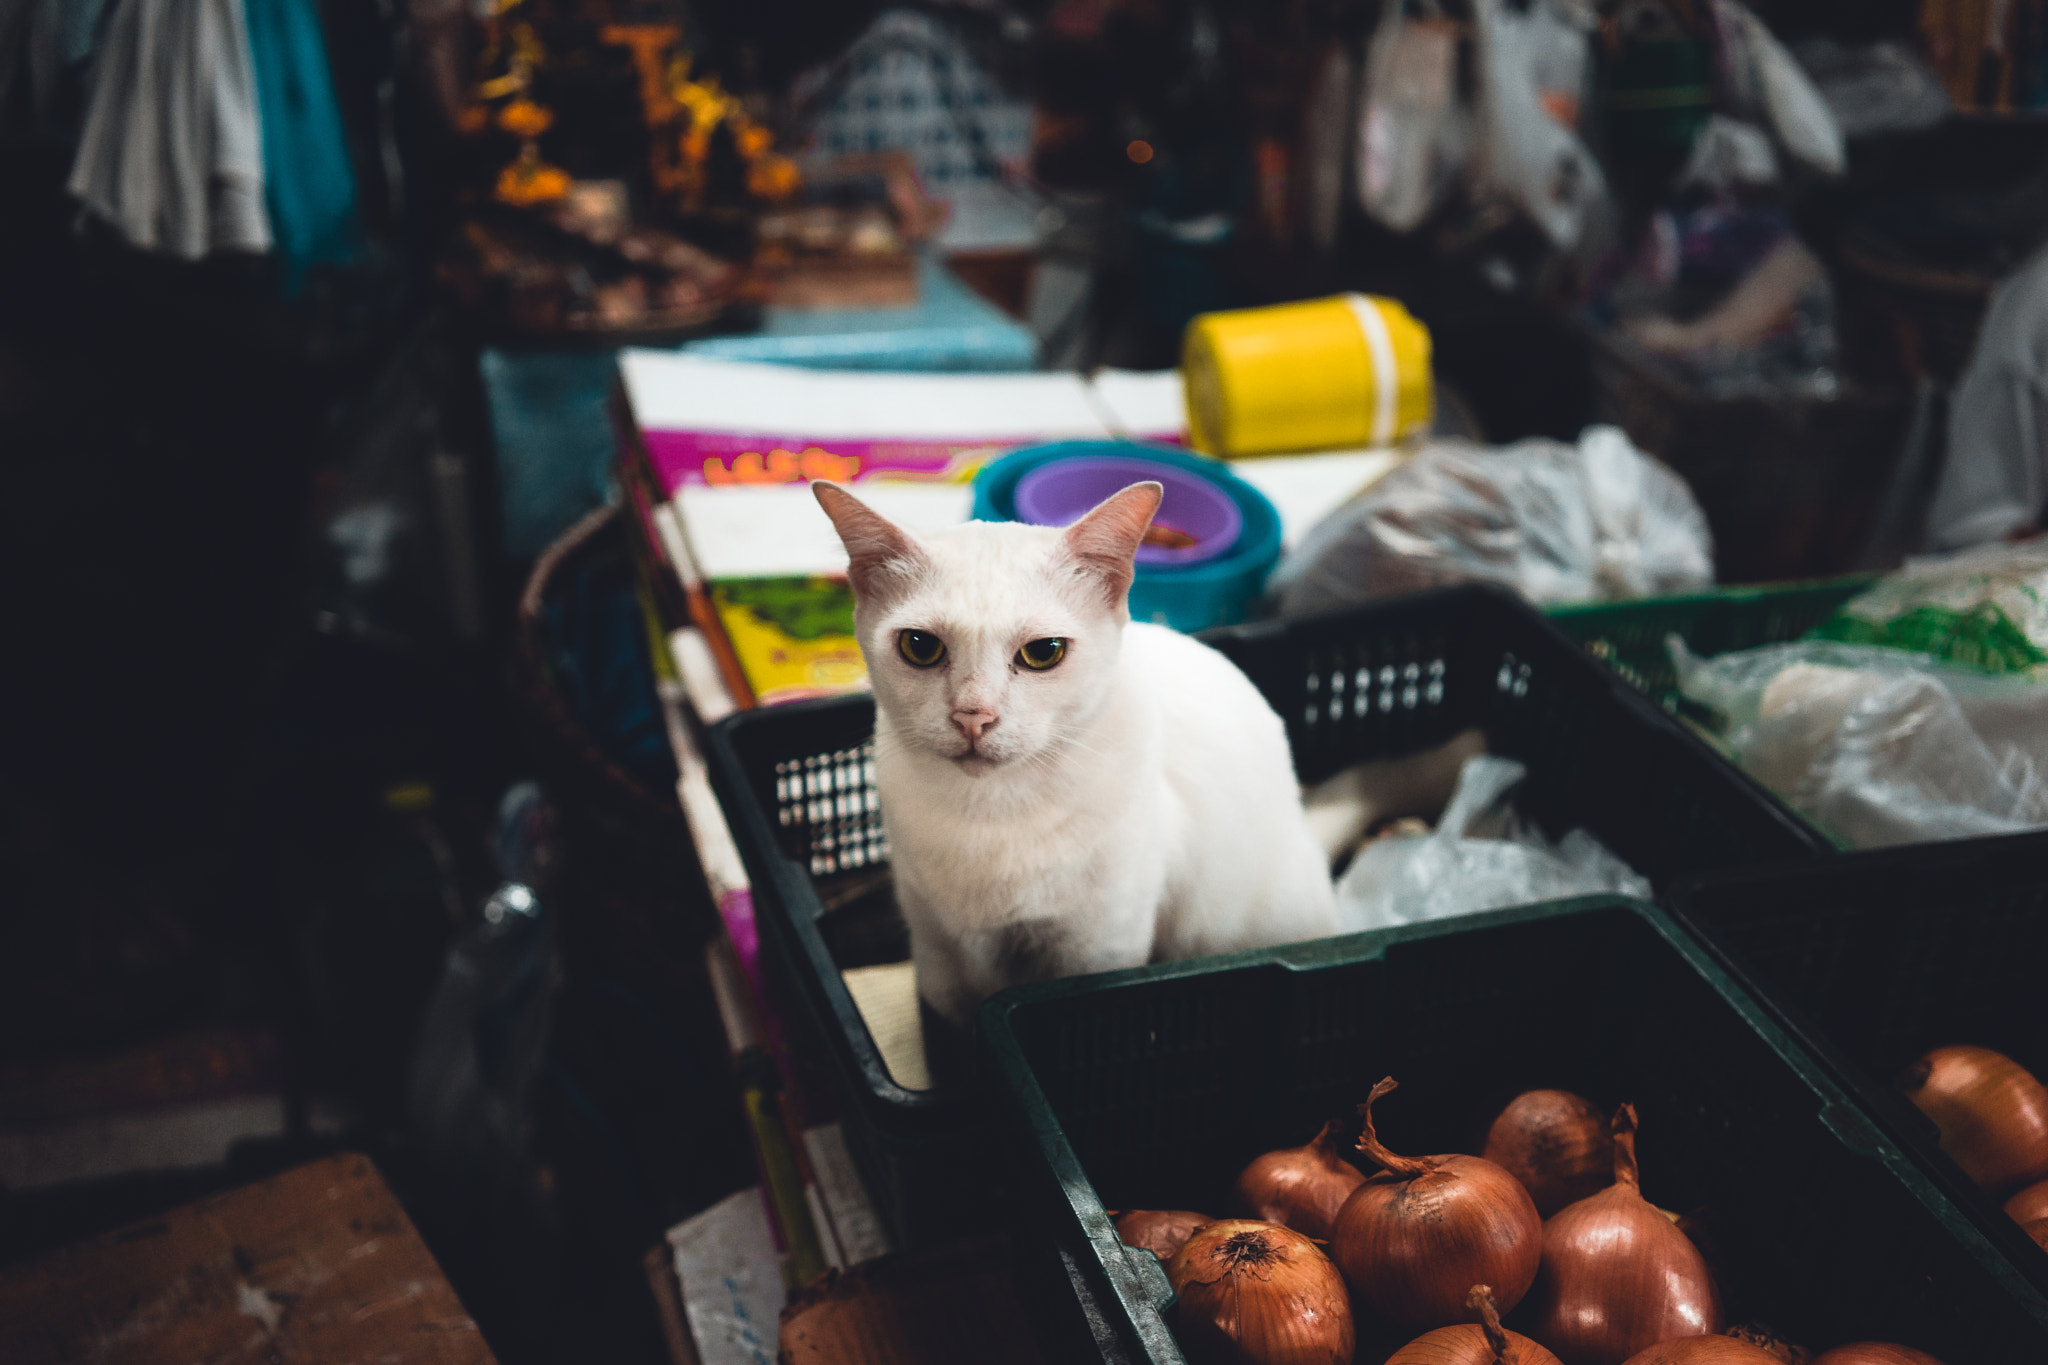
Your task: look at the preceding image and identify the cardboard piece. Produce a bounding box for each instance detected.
[0,1154,494,1365]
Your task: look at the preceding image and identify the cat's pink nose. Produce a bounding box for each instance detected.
[951,710,998,743]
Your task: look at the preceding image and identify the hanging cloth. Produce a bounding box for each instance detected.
[67,0,271,257]
[0,0,113,131]
[244,0,358,290]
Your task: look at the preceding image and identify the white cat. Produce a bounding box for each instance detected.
[814,479,1339,1026]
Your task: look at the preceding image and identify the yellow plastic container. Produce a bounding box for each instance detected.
[1182,294,1433,457]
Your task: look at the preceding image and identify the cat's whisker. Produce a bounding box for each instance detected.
[1046,729,1119,764]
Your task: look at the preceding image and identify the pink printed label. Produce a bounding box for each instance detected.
[641,429,1020,494]
[718,886,810,1110]
[719,887,760,984]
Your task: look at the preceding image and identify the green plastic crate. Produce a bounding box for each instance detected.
[980,896,2048,1365]
[1546,576,1875,714]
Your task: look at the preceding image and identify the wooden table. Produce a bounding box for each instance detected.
[0,1153,496,1365]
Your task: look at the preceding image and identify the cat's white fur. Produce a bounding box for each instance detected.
[815,479,1338,1026]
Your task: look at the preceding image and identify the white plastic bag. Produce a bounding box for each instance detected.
[1930,246,2048,551]
[1334,755,1650,933]
[1676,115,1781,192]
[1673,639,2048,847]
[1472,0,1608,251]
[1357,4,1467,233]
[1269,425,1713,613]
[1712,0,1845,176]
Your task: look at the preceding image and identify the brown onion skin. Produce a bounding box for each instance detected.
[2025,1216,2048,1252]
[1114,1209,1214,1262]
[1234,1119,1366,1239]
[1525,1104,1724,1365]
[1385,1286,1563,1365]
[2006,1176,2048,1225]
[1329,1077,1542,1331]
[1620,1340,1779,1365]
[1483,1090,1615,1218]
[1165,1219,1355,1365]
[1900,1046,2048,1195]
[1724,1325,1810,1365]
[1809,1345,1947,1365]
[1387,1324,1560,1365]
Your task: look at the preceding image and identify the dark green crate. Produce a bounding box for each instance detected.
[979,896,2048,1365]
[1673,833,2048,1306]
[706,584,1830,1247]
[1546,575,1875,714]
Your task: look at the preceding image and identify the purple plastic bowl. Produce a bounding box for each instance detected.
[1011,456,1244,567]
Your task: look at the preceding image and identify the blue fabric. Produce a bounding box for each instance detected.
[482,349,624,559]
[244,0,357,291]
[545,559,677,792]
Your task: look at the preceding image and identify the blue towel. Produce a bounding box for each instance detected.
[243,0,356,290]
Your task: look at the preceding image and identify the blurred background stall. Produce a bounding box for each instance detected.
[8,0,2048,1361]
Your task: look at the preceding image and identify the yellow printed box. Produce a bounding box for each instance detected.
[710,577,869,705]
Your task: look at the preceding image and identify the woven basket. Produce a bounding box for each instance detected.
[511,504,690,850]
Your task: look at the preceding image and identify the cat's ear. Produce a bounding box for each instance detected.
[814,481,928,602]
[1060,481,1162,608]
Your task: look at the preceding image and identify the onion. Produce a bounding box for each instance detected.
[2005,1177,2048,1225]
[1525,1104,1724,1365]
[1899,1046,2048,1194]
[1165,1220,1354,1365]
[1724,1325,1811,1365]
[1329,1077,1542,1330]
[2025,1216,2048,1252]
[1384,1285,1563,1365]
[1482,1090,1615,1218]
[1809,1346,1947,1365]
[1235,1119,1366,1238]
[1114,1209,1214,1261]
[1619,1340,1779,1365]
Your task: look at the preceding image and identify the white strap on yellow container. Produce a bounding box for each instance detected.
[1182,294,1434,458]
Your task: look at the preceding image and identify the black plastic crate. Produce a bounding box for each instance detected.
[704,584,1831,1246]
[980,896,2048,1365]
[1671,834,2048,1302]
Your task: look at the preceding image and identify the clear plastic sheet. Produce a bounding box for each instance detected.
[1270,425,1713,614]
[1673,639,2048,847]
[1334,754,1650,933]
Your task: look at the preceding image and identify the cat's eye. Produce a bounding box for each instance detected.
[897,629,946,668]
[1016,638,1067,671]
